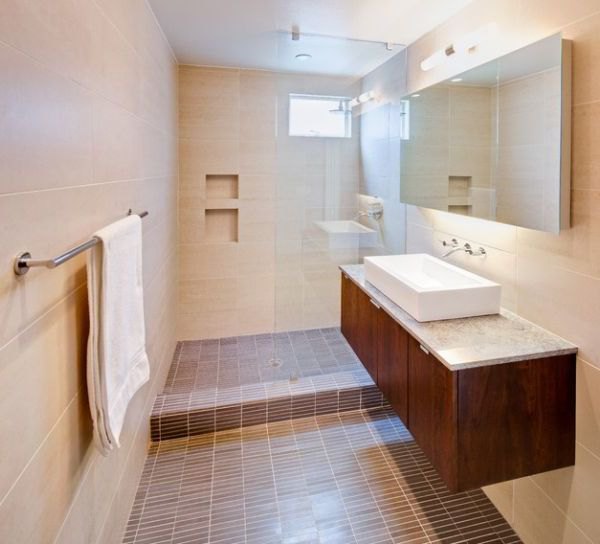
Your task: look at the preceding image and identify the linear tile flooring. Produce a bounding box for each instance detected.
[151,329,383,441]
[125,408,521,544]
[165,328,364,393]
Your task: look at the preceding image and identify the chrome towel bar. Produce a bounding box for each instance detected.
[14,209,149,276]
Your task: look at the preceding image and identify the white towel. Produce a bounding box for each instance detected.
[86,216,150,455]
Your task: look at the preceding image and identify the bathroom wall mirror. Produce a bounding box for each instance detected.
[399,33,571,233]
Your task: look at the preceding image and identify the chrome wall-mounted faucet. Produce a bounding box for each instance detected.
[441,239,486,258]
[354,201,384,221]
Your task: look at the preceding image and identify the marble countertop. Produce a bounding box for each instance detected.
[341,264,577,371]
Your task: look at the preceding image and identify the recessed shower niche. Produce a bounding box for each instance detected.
[205,174,239,199]
[204,208,238,243]
[204,174,239,243]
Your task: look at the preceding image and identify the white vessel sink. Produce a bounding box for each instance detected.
[364,254,501,322]
[314,220,378,249]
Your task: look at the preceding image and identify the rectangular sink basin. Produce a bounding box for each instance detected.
[364,254,501,322]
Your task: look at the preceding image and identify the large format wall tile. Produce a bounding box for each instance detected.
[178,66,361,338]
[0,1,178,543]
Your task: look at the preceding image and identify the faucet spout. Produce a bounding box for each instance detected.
[442,247,466,258]
[442,242,487,258]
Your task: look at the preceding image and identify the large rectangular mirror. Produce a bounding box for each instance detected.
[399,33,571,233]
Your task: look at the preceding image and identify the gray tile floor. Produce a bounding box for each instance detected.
[125,408,522,544]
[151,329,377,442]
[164,328,363,394]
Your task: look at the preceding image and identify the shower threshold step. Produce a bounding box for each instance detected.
[151,370,384,441]
[150,328,385,441]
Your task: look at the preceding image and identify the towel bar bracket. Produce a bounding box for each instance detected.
[14,210,148,276]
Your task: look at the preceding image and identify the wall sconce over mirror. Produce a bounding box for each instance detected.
[419,23,498,71]
[402,32,571,233]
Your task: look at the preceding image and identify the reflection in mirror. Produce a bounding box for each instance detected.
[399,33,571,233]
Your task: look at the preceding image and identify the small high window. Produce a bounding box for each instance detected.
[288,94,352,138]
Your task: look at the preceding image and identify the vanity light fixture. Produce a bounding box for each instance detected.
[419,22,497,71]
[411,94,420,98]
[420,48,449,71]
[451,78,463,82]
[349,90,375,108]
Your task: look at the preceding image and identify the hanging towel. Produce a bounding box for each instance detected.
[86,215,149,455]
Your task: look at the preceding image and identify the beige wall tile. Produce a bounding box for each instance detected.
[89,6,141,115]
[532,445,600,543]
[514,477,593,544]
[179,101,240,140]
[239,174,276,200]
[564,10,600,106]
[179,278,239,311]
[0,287,87,502]
[179,138,240,183]
[0,42,93,195]
[240,139,277,175]
[92,96,143,183]
[577,359,600,457]
[571,102,600,192]
[178,308,239,340]
[179,243,239,281]
[0,2,178,543]
[516,256,600,368]
[0,0,96,85]
[516,189,600,278]
[0,390,94,544]
[483,482,514,524]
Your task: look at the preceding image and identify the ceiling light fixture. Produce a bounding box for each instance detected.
[419,22,497,72]
[295,53,312,61]
[411,94,420,98]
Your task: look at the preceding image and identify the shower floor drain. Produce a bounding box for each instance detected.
[266,358,283,368]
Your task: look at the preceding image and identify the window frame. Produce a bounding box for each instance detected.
[288,93,352,139]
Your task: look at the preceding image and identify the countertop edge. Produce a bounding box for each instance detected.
[340,264,578,372]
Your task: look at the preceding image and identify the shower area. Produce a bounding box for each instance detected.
[177,31,405,343]
[274,33,405,332]
[161,31,409,435]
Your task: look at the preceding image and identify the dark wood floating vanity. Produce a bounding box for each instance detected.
[340,265,577,493]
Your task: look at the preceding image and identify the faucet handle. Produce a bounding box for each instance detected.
[441,238,459,248]
[465,243,487,257]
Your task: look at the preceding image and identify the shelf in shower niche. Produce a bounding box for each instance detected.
[206,174,239,199]
[448,176,471,197]
[204,199,239,210]
[204,208,238,243]
[447,196,472,206]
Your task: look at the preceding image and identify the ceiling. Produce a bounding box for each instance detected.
[148,0,475,77]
